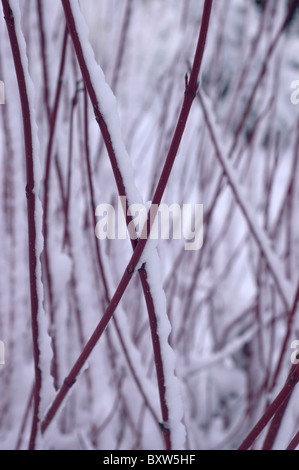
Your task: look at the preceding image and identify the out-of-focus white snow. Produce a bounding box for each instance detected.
[199,88,297,311]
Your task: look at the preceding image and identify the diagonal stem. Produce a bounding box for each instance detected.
[286,429,299,450]
[41,0,213,438]
[238,363,299,450]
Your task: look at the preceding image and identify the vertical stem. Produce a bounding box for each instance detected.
[1,0,45,449]
[110,0,133,92]
[42,26,68,388]
[36,0,51,120]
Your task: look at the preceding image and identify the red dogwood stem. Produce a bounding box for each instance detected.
[41,0,213,436]
[1,0,48,449]
[238,363,299,450]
